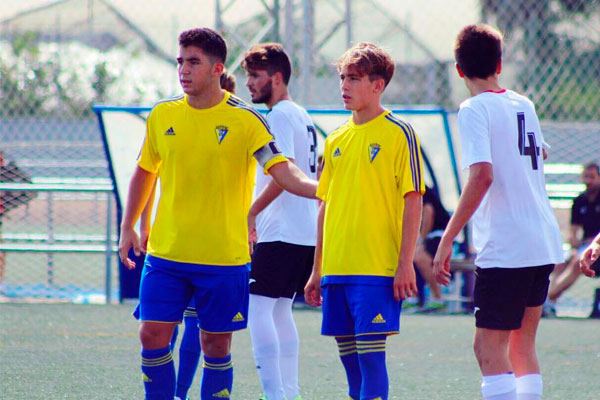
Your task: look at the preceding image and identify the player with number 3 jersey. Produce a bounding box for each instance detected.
[243,43,318,400]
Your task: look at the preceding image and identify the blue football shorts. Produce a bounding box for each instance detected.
[138,255,249,333]
[132,298,196,320]
[321,283,402,337]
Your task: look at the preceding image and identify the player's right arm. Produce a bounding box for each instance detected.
[580,232,600,277]
[304,200,325,307]
[248,178,285,243]
[433,162,493,284]
[122,108,162,268]
[119,166,157,269]
[139,178,158,253]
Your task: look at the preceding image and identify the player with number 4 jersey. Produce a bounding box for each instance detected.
[433,24,562,400]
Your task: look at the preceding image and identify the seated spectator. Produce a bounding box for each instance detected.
[545,162,600,316]
[0,151,36,286]
[412,185,450,309]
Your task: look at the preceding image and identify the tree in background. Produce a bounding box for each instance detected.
[0,32,167,118]
[481,0,600,120]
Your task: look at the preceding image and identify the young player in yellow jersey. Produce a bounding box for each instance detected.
[132,69,239,400]
[304,42,425,400]
[118,28,317,400]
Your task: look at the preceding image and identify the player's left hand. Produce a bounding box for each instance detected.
[393,263,417,301]
[580,242,600,277]
[433,240,452,285]
[304,270,322,307]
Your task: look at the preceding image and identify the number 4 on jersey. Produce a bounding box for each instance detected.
[517,112,540,170]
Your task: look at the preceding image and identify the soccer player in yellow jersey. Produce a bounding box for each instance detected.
[304,42,425,400]
[132,69,239,400]
[118,28,317,400]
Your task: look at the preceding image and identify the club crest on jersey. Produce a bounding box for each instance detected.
[215,125,228,144]
[369,143,381,163]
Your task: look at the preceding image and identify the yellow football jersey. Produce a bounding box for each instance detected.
[138,91,286,265]
[317,110,425,282]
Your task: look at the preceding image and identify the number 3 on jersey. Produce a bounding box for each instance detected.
[307,125,317,173]
[517,112,540,170]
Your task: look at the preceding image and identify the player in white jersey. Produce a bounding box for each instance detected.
[433,25,563,400]
[242,43,318,400]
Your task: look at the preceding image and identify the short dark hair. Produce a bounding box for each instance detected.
[178,28,227,64]
[584,162,600,175]
[241,43,292,85]
[454,24,503,79]
[336,42,395,88]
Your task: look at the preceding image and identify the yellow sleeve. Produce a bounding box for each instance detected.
[316,137,332,201]
[137,110,161,173]
[245,112,289,173]
[264,154,288,172]
[396,124,425,197]
[247,111,276,158]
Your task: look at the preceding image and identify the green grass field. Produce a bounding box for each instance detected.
[1,303,599,399]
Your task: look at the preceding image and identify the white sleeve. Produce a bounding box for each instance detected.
[457,105,492,170]
[266,110,295,159]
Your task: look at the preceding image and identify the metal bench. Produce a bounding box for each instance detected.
[0,182,117,302]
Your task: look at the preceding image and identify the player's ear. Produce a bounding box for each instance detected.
[455,63,465,78]
[273,71,283,86]
[496,59,502,75]
[213,61,225,76]
[374,77,385,93]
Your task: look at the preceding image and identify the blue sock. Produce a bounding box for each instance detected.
[356,335,388,400]
[336,337,362,400]
[176,316,201,399]
[141,346,176,400]
[201,354,233,400]
[170,325,179,352]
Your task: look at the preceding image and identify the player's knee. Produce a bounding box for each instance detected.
[201,333,231,357]
[139,323,173,349]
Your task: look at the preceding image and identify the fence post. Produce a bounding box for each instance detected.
[104,193,113,304]
[47,191,54,285]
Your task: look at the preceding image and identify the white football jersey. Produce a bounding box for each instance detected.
[254,100,318,246]
[458,89,563,268]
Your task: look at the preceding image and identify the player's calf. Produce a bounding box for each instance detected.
[336,336,362,400]
[356,334,388,400]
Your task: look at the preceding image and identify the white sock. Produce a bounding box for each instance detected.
[481,373,517,400]
[273,297,300,400]
[249,294,285,400]
[516,374,543,400]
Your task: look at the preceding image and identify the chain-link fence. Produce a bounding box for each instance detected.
[1,0,599,306]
